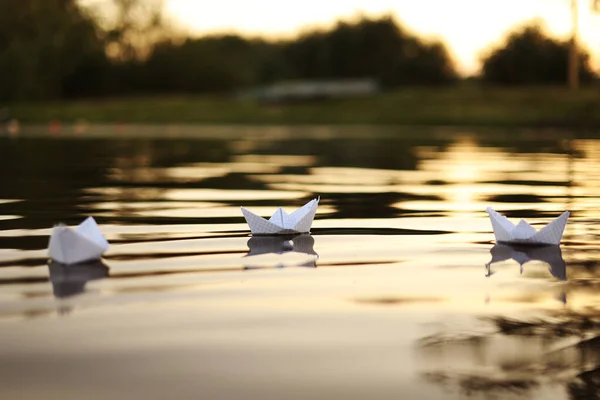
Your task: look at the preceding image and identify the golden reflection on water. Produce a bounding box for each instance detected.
[84,187,309,202]
[107,165,231,183]
[232,154,318,166]
[3,129,600,399]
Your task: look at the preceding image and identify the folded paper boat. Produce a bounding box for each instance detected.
[48,217,109,264]
[241,197,319,235]
[485,207,569,245]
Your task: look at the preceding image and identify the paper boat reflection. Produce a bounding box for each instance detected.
[241,198,319,235]
[48,216,109,264]
[485,243,567,280]
[48,260,109,298]
[243,234,318,269]
[485,207,569,245]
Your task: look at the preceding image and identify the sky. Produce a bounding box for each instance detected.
[164,0,600,75]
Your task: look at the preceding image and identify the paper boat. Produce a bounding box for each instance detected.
[485,207,569,245]
[243,234,318,269]
[485,243,566,280]
[48,260,109,298]
[48,217,109,264]
[241,197,319,235]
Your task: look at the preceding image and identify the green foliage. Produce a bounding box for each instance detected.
[10,86,600,128]
[481,23,596,85]
[4,3,600,101]
[0,0,107,100]
[143,36,280,93]
[100,0,169,61]
[133,15,457,94]
[0,2,458,100]
[283,16,457,86]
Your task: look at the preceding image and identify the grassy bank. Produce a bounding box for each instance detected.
[6,86,600,127]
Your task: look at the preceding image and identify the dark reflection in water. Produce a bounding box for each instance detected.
[244,234,318,269]
[0,130,583,234]
[2,127,600,399]
[246,234,318,257]
[486,243,567,280]
[0,130,462,232]
[419,308,600,400]
[48,260,109,298]
[323,192,443,220]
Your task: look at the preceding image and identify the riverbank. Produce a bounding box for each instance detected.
[5,86,600,127]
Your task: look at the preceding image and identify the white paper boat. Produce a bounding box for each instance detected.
[241,197,319,235]
[485,243,566,280]
[47,217,109,264]
[485,207,569,245]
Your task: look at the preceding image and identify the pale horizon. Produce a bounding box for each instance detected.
[165,0,600,76]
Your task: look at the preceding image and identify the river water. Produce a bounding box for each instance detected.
[1,125,599,399]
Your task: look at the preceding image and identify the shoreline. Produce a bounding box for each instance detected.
[1,123,596,140]
[4,86,600,129]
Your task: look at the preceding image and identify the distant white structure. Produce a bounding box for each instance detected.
[238,79,380,102]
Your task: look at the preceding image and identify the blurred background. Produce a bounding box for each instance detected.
[1,0,600,125]
[4,4,600,398]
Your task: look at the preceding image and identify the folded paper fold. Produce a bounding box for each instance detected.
[48,216,109,264]
[241,197,319,235]
[485,207,569,245]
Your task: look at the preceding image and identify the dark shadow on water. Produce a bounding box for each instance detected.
[243,234,318,269]
[48,260,109,298]
[485,243,567,280]
[246,234,318,257]
[484,179,571,187]
[321,192,443,220]
[419,308,600,400]
[486,193,548,204]
[312,227,450,235]
[421,371,539,398]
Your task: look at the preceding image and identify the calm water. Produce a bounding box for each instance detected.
[1,125,600,399]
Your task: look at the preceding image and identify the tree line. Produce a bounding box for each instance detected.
[0,0,597,101]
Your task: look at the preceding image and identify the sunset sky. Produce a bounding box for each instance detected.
[164,0,600,75]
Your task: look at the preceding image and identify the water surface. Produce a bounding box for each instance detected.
[1,125,599,400]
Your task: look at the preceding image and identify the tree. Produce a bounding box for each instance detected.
[282,16,457,88]
[480,23,595,85]
[568,0,578,89]
[0,0,107,100]
[0,7,457,100]
[84,0,171,62]
[138,16,458,95]
[143,35,284,93]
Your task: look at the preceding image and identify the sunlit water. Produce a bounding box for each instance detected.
[1,125,600,399]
